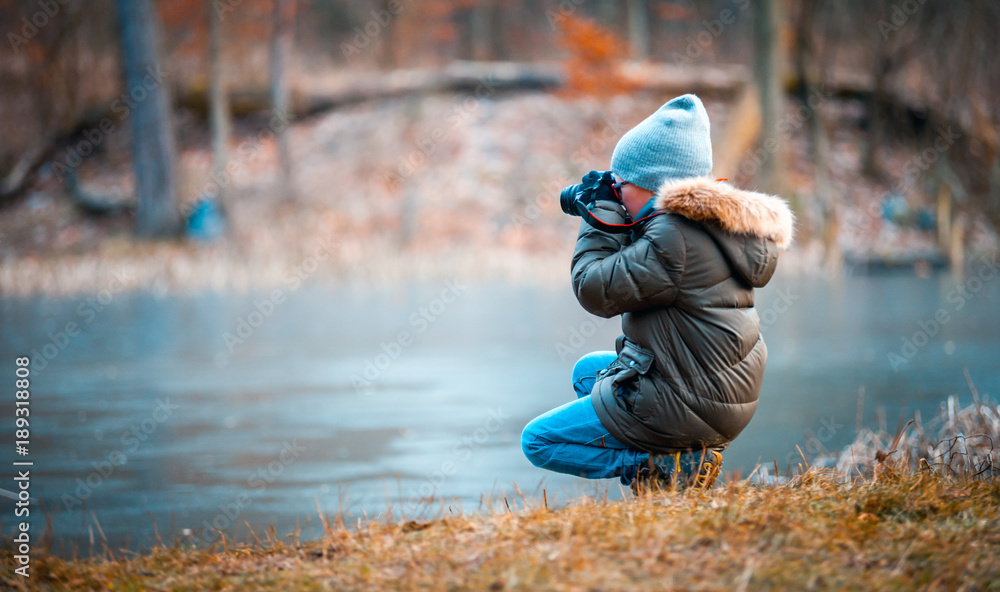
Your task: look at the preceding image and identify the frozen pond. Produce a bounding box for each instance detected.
[1,265,998,554]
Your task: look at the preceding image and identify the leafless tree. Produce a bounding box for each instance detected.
[753,0,785,194]
[209,0,232,216]
[626,0,650,60]
[270,0,296,202]
[116,0,179,237]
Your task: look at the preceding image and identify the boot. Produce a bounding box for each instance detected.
[630,449,723,494]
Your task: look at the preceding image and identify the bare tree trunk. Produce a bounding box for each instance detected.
[270,0,295,202]
[863,34,890,179]
[598,0,620,25]
[490,2,509,61]
[627,0,650,60]
[752,0,785,194]
[116,0,179,237]
[712,84,761,181]
[935,155,952,251]
[470,0,494,61]
[209,0,231,213]
[397,99,422,247]
[376,0,397,69]
[793,0,833,258]
[950,214,965,273]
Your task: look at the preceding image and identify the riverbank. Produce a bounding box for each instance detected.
[4,394,998,590]
[3,91,997,297]
[4,470,998,591]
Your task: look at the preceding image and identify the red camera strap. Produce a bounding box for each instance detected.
[582,209,665,234]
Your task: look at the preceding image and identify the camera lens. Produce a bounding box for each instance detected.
[560,183,584,215]
[559,183,583,216]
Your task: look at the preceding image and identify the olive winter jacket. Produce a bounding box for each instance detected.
[572,177,795,453]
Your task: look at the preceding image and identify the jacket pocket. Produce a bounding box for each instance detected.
[599,338,655,414]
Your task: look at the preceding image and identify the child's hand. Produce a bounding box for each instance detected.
[591,173,621,205]
[587,199,631,226]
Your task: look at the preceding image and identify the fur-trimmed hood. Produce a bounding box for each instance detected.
[655,177,795,249]
[654,177,795,287]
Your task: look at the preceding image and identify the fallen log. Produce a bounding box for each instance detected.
[176,61,751,120]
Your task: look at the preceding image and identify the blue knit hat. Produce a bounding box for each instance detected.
[611,94,713,192]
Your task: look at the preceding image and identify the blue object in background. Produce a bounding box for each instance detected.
[916,208,937,231]
[186,196,226,241]
[880,193,909,225]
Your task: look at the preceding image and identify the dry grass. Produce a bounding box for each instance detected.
[3,468,999,590]
[837,371,998,480]
[4,397,999,590]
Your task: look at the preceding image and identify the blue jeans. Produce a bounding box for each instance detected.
[521,351,649,485]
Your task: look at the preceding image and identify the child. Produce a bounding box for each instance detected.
[521,94,794,491]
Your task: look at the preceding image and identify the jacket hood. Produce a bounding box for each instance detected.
[654,177,795,287]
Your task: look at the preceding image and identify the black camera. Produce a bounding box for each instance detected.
[559,170,619,218]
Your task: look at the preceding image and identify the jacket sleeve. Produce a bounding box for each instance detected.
[571,203,685,318]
